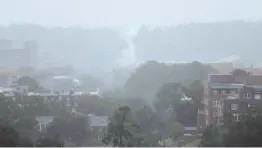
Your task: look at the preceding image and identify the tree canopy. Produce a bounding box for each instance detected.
[125,61,215,101]
[17,76,39,91]
[201,109,262,147]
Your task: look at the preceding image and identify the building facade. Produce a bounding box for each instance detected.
[0,41,38,69]
[204,74,262,126]
[0,69,18,87]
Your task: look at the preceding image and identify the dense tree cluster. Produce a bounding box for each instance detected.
[125,61,215,100]
[201,108,262,147]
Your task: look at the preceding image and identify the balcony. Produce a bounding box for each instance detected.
[224,94,239,100]
[212,93,239,99]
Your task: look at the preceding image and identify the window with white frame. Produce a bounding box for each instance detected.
[213,100,220,107]
[222,90,227,94]
[255,93,261,99]
[244,93,252,99]
[230,90,237,94]
[213,89,219,94]
[231,104,238,110]
[248,104,256,110]
[233,113,240,121]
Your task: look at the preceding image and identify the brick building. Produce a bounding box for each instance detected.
[203,74,262,126]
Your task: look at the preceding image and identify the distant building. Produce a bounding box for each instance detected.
[207,63,234,74]
[0,69,17,87]
[235,68,262,75]
[0,40,38,69]
[0,39,13,49]
[203,74,262,126]
[35,116,54,132]
[88,114,108,140]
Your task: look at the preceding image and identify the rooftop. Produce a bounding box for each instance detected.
[209,74,262,85]
[88,114,108,127]
[35,116,54,124]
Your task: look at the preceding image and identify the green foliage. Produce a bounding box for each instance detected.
[35,136,64,147]
[0,123,63,147]
[155,83,182,114]
[183,80,204,107]
[0,124,20,146]
[201,110,262,147]
[125,61,215,101]
[231,69,250,76]
[17,76,39,91]
[201,125,224,147]
[77,96,148,116]
[169,122,184,140]
[103,106,142,147]
[77,74,104,92]
[134,22,262,65]
[46,115,90,146]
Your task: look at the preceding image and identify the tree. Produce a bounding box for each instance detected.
[169,122,184,141]
[0,123,35,147]
[35,136,64,147]
[155,83,183,114]
[17,76,39,91]
[201,109,262,147]
[46,115,90,146]
[183,80,204,108]
[77,74,104,92]
[201,125,224,147]
[231,69,250,76]
[103,106,140,147]
[0,124,20,146]
[125,61,215,101]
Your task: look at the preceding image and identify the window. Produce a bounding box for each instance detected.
[233,114,240,121]
[248,104,256,110]
[231,104,238,110]
[230,90,237,94]
[244,93,252,99]
[205,108,209,115]
[213,111,217,117]
[213,89,219,94]
[255,94,261,99]
[213,100,220,107]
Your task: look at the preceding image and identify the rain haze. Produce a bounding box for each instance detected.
[0,0,262,26]
[0,1,262,146]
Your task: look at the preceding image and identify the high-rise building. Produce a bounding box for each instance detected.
[0,40,38,69]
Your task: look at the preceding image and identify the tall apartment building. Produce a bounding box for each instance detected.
[203,74,262,126]
[0,40,38,69]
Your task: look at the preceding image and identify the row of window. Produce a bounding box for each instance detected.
[213,101,257,111]
[212,89,261,99]
[213,89,237,95]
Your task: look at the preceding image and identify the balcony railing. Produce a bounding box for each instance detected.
[212,93,239,99]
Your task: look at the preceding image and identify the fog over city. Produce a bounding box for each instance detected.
[0,0,262,147]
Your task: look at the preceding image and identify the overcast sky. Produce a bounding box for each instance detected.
[0,0,262,27]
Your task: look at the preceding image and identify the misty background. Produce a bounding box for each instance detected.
[0,0,262,88]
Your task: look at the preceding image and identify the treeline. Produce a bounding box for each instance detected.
[201,107,262,147]
[2,21,262,71]
[134,21,262,64]
[125,61,215,101]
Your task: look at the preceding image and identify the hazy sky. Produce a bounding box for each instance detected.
[0,0,262,27]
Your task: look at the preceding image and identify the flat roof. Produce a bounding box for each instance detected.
[0,69,16,75]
